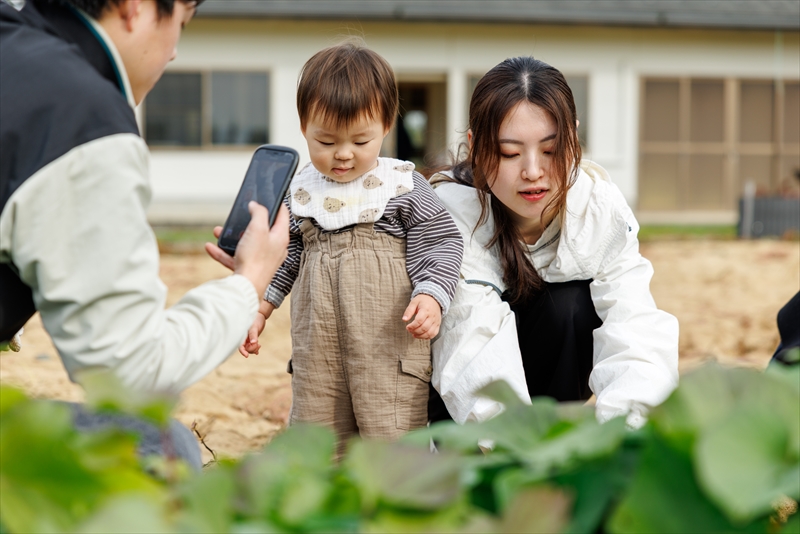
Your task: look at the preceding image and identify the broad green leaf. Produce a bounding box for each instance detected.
[650,364,742,452]
[229,521,282,533]
[766,360,800,395]
[500,485,572,534]
[237,425,336,519]
[607,435,767,533]
[345,440,463,512]
[478,380,526,408]
[365,497,477,533]
[695,406,800,523]
[653,363,800,458]
[556,445,640,534]
[0,400,163,533]
[177,466,236,533]
[76,495,174,533]
[779,510,800,533]
[516,416,628,477]
[413,387,561,455]
[277,474,333,526]
[0,387,26,417]
[77,369,177,427]
[262,424,336,472]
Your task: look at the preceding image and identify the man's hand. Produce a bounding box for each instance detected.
[205,202,289,300]
[239,301,275,357]
[403,294,442,340]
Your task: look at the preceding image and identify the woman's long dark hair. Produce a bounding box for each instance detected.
[450,57,582,305]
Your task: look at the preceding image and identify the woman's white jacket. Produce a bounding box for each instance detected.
[431,160,679,428]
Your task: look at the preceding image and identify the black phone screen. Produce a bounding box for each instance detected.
[218,145,298,255]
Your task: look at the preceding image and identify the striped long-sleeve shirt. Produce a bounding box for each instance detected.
[265,171,464,315]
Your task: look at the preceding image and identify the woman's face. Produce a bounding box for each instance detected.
[487,101,560,244]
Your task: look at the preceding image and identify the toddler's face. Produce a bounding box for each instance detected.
[302,113,387,183]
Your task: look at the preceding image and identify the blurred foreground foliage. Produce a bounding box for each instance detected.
[0,362,797,533]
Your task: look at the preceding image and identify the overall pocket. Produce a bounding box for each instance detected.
[395,357,432,430]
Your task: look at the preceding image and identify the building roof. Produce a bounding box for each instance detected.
[195,0,800,31]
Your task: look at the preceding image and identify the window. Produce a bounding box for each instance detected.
[144,71,269,148]
[638,77,800,211]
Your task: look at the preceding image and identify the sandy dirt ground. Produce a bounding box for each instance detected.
[1,238,798,464]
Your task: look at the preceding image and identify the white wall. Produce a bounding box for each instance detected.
[146,19,800,224]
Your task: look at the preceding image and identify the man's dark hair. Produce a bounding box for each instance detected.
[55,0,201,19]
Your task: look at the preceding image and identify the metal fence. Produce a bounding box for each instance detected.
[738,193,800,238]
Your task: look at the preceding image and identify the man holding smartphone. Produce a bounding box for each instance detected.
[0,0,289,466]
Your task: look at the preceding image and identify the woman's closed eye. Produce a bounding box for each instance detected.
[500,152,519,159]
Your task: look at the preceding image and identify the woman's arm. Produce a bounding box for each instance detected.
[588,214,679,428]
[432,280,531,425]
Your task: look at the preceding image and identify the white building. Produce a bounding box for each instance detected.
[144,0,800,225]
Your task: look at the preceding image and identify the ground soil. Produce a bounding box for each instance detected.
[2,238,798,464]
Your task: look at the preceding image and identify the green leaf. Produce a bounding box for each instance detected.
[556,444,641,534]
[650,364,742,452]
[516,416,628,478]
[237,425,336,520]
[695,405,800,523]
[0,387,27,417]
[0,400,164,533]
[277,474,333,526]
[76,495,174,533]
[177,466,236,533]
[653,364,800,457]
[607,434,767,533]
[77,369,177,427]
[500,485,572,534]
[477,380,526,408]
[766,357,800,394]
[345,440,463,512]
[779,509,800,533]
[263,424,336,472]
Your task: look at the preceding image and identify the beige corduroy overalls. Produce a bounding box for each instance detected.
[288,219,432,455]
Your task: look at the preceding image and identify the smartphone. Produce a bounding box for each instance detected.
[217,144,299,256]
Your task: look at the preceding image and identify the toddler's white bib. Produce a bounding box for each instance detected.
[289,158,415,230]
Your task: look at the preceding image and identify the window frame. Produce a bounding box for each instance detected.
[142,68,270,151]
[637,76,800,212]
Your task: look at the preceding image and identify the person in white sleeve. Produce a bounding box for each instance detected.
[427,56,679,429]
[1,0,288,467]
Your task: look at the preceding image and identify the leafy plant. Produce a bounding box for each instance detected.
[1,362,797,533]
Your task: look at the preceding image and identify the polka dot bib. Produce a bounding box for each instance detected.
[289,158,415,230]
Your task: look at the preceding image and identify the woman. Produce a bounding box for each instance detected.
[429,57,679,428]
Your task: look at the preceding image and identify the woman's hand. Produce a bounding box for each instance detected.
[403,294,442,339]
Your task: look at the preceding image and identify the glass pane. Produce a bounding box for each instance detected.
[687,155,724,209]
[690,80,724,142]
[145,72,202,146]
[642,80,680,142]
[211,72,268,145]
[739,155,772,195]
[784,82,800,144]
[740,81,774,143]
[639,154,679,210]
[565,75,588,148]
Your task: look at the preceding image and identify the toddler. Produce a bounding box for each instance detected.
[242,41,464,453]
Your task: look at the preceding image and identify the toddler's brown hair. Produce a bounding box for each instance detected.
[297,39,398,132]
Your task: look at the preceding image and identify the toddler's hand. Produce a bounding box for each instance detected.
[239,301,275,357]
[403,294,441,340]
